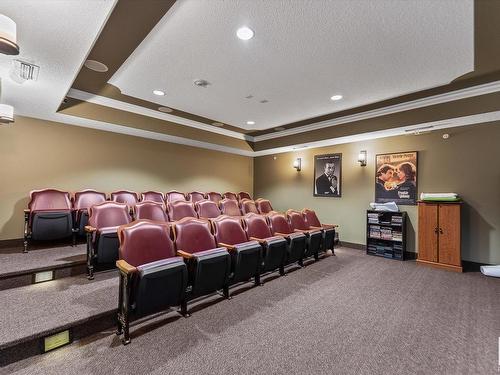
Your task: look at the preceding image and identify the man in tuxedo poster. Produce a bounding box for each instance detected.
[314,154,341,197]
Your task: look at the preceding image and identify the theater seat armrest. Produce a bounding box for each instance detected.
[85,225,97,233]
[249,236,266,244]
[310,226,323,230]
[293,229,305,233]
[116,259,137,275]
[274,232,290,237]
[177,250,194,259]
[218,242,236,250]
[323,224,338,228]
[24,209,30,214]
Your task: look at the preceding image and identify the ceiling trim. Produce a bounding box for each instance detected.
[253,80,500,141]
[66,88,252,141]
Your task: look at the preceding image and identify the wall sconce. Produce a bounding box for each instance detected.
[293,157,301,171]
[0,14,19,55]
[358,150,367,167]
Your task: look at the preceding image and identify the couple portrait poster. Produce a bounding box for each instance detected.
[375,151,418,205]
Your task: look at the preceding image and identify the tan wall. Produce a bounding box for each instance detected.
[254,121,500,264]
[0,116,253,241]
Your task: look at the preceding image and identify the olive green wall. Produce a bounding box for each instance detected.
[254,121,500,264]
[0,116,253,241]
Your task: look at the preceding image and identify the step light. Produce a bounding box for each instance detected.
[34,270,54,284]
[43,330,71,353]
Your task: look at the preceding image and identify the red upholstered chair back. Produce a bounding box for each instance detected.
[110,191,139,207]
[206,192,223,204]
[242,212,273,239]
[166,190,187,203]
[240,199,259,215]
[267,212,293,235]
[89,201,132,229]
[223,192,238,201]
[195,199,221,219]
[28,189,72,211]
[211,215,248,245]
[255,198,274,214]
[118,220,175,267]
[73,190,107,210]
[302,208,321,227]
[141,191,164,203]
[134,201,169,222]
[220,198,242,216]
[173,217,217,254]
[187,191,206,203]
[167,200,197,221]
[286,209,309,230]
[237,191,252,201]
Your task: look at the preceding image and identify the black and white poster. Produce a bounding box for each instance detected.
[314,153,342,197]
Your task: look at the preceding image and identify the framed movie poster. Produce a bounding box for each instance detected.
[375,151,418,205]
[314,153,342,197]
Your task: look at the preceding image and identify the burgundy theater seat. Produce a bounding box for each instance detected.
[187,191,206,203]
[255,198,274,214]
[285,210,323,261]
[165,190,187,203]
[173,217,231,302]
[206,192,223,204]
[266,212,308,266]
[141,191,164,203]
[195,199,222,219]
[240,199,259,215]
[24,189,75,252]
[223,192,238,201]
[111,190,139,207]
[134,201,169,222]
[219,198,242,217]
[302,208,337,254]
[167,200,197,221]
[211,215,262,285]
[116,220,188,345]
[73,190,107,236]
[242,213,287,275]
[85,201,132,279]
[237,191,252,201]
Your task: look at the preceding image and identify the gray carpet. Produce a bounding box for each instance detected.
[0,244,86,278]
[3,247,500,374]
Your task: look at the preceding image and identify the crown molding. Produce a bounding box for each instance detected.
[66,88,253,141]
[253,80,500,141]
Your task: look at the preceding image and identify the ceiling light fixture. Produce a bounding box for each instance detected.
[246,121,255,125]
[236,26,254,40]
[0,14,19,55]
[153,90,165,96]
[84,59,108,73]
[158,106,173,113]
[0,103,14,123]
[330,94,343,101]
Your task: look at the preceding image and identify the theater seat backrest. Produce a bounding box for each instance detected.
[255,198,274,214]
[111,191,139,207]
[267,212,293,235]
[173,217,217,254]
[141,191,164,203]
[223,192,238,201]
[211,215,248,245]
[206,192,223,204]
[73,190,107,210]
[89,201,131,229]
[240,199,259,215]
[242,212,273,239]
[187,191,206,203]
[195,199,221,219]
[286,209,309,231]
[237,191,252,201]
[28,189,72,211]
[118,220,176,267]
[166,190,187,203]
[134,201,169,222]
[220,198,241,216]
[302,208,321,227]
[167,200,197,221]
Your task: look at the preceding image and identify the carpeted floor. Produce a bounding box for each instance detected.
[3,247,500,374]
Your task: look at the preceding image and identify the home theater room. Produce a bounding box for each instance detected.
[0,0,499,374]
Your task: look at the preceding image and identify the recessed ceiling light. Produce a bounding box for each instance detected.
[330,94,343,101]
[158,106,173,113]
[84,59,108,72]
[237,26,254,40]
[246,121,255,125]
[212,122,224,127]
[274,127,285,131]
[153,90,165,96]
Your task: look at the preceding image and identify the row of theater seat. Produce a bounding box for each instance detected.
[115,215,336,344]
[22,189,268,252]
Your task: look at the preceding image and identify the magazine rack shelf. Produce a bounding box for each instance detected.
[366,210,407,260]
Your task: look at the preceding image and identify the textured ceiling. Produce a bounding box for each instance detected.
[110,0,474,131]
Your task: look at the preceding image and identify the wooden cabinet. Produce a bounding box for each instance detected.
[417,202,462,272]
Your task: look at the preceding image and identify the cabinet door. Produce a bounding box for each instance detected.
[418,203,438,262]
[438,204,461,266]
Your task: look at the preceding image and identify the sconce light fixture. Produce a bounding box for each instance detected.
[0,14,19,55]
[358,150,367,167]
[293,157,301,171]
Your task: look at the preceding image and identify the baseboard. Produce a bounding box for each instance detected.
[462,260,494,272]
[339,241,365,250]
[0,238,23,250]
